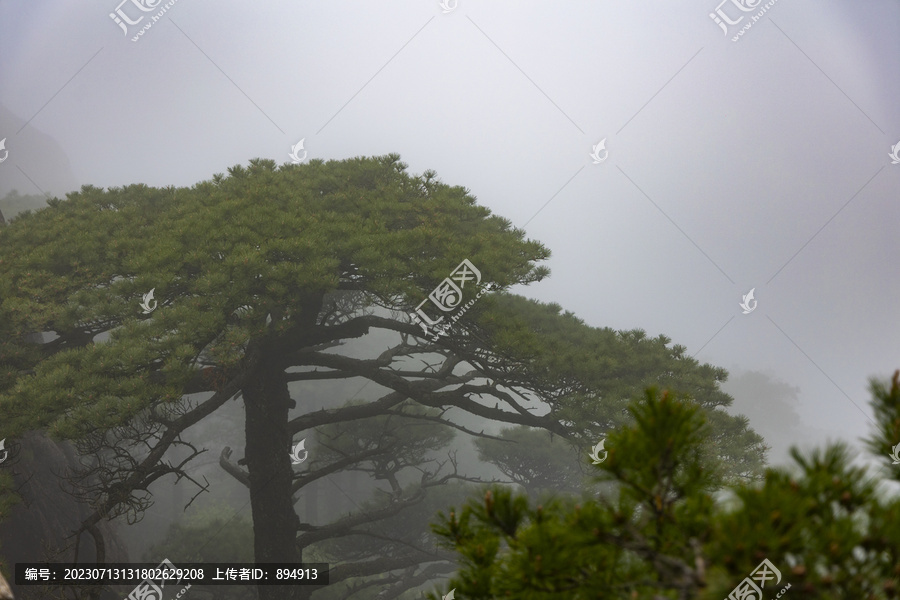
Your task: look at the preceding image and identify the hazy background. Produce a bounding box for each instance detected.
[1,0,898,538]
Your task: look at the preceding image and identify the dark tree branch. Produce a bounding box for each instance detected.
[380,408,511,442]
[297,486,428,545]
[290,351,570,438]
[291,443,399,493]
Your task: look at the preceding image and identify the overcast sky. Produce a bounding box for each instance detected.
[1,0,898,470]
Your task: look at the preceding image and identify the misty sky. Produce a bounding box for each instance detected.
[1,0,898,471]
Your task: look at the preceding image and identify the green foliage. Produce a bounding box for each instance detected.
[709,442,900,598]
[0,155,549,441]
[144,502,257,599]
[0,156,774,599]
[0,189,51,222]
[864,370,900,482]
[433,375,900,599]
[0,155,556,597]
[433,388,719,599]
[313,399,455,484]
[144,501,255,563]
[473,295,767,493]
[308,483,478,600]
[475,428,586,496]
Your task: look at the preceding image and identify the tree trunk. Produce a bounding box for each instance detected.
[244,352,302,600]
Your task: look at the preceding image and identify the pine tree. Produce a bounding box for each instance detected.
[432,371,900,599]
[0,156,772,600]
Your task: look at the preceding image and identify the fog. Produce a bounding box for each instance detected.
[1,1,898,597]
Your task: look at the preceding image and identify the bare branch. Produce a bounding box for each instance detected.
[219,446,250,488]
